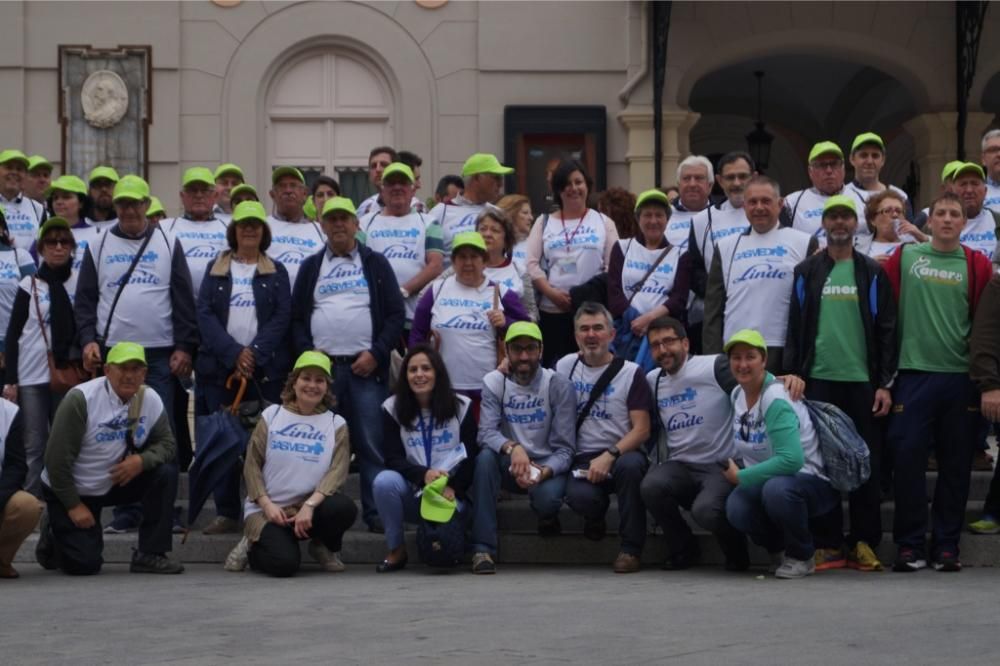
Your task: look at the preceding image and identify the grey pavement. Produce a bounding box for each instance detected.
[2,564,998,665]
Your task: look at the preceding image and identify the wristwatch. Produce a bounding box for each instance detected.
[606,446,621,459]
[304,499,320,509]
[400,287,410,299]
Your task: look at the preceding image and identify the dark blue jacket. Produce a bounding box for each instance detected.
[196,251,291,386]
[291,243,405,384]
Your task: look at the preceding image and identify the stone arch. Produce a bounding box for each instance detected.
[220,1,436,192]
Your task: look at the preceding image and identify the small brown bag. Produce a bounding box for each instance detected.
[31,277,90,393]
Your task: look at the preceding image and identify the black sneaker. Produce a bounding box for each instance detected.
[130,550,185,574]
[892,547,927,572]
[662,542,701,571]
[537,516,561,537]
[933,550,962,572]
[583,517,606,541]
[35,510,58,571]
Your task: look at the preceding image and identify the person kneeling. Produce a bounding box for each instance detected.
[0,396,41,578]
[37,342,183,575]
[722,330,839,579]
[233,352,358,577]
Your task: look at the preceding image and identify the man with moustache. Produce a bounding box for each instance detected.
[784,141,849,246]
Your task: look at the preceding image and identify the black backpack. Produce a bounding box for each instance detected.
[416,514,465,568]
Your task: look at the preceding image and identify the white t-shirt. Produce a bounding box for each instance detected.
[428,275,508,391]
[482,368,557,460]
[484,261,525,299]
[986,180,1000,214]
[165,217,229,297]
[647,355,735,465]
[0,193,45,252]
[0,398,19,473]
[715,225,812,347]
[243,405,343,518]
[555,353,645,455]
[359,210,439,318]
[960,209,997,260]
[538,209,610,310]
[266,216,326,291]
[511,239,529,273]
[71,224,104,273]
[226,261,258,347]
[15,272,80,387]
[689,201,749,271]
[383,395,471,473]
[666,204,701,251]
[311,248,372,356]
[616,238,683,314]
[864,239,902,260]
[0,248,35,346]
[785,187,843,246]
[356,194,425,219]
[427,200,486,265]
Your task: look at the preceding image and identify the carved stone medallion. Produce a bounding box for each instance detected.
[81,70,129,129]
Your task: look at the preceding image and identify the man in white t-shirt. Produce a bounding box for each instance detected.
[784,141,848,244]
[25,155,54,205]
[950,162,998,261]
[266,166,326,290]
[982,129,1000,214]
[164,167,229,297]
[844,132,910,224]
[666,155,713,250]
[355,146,397,219]
[88,166,120,228]
[212,163,244,224]
[0,149,47,251]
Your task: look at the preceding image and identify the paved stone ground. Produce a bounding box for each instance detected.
[2,564,997,665]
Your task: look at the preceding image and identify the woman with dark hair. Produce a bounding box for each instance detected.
[3,217,79,497]
[372,344,478,572]
[226,351,357,577]
[195,200,291,535]
[0,207,37,363]
[525,159,619,366]
[310,176,341,218]
[596,187,638,240]
[42,175,101,271]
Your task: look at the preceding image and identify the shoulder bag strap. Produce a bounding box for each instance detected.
[575,356,626,433]
[31,277,53,352]
[99,231,154,345]
[124,386,146,456]
[626,242,673,306]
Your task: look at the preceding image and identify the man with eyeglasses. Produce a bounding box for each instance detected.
[982,129,1000,214]
[0,150,47,251]
[784,195,897,573]
[845,132,912,226]
[470,321,576,574]
[948,162,998,261]
[784,141,849,246]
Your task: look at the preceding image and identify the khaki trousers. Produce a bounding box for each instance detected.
[0,491,42,568]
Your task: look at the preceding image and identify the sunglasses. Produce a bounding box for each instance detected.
[43,237,74,247]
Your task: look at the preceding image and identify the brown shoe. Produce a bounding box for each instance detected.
[202,516,240,535]
[613,552,640,574]
[0,564,19,579]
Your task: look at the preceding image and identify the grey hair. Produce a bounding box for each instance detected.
[676,155,714,184]
[982,129,1000,152]
[573,301,614,328]
[746,174,781,197]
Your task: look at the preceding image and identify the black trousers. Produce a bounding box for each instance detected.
[43,463,179,575]
[538,311,577,368]
[806,379,883,549]
[248,493,358,577]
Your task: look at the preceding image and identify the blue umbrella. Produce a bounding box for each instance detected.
[186,375,249,530]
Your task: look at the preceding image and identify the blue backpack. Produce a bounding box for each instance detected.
[804,399,871,492]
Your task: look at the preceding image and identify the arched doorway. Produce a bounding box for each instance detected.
[266,48,395,203]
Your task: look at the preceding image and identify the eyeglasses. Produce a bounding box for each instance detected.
[984,146,1000,155]
[810,160,844,171]
[43,238,73,247]
[876,207,904,217]
[720,172,752,182]
[649,336,683,349]
[508,343,540,355]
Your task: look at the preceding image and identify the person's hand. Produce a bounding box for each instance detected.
[722,458,740,485]
[293,504,313,539]
[630,313,653,337]
[496,357,510,375]
[110,454,144,486]
[897,221,926,241]
[68,503,95,529]
[351,351,377,378]
[261,499,288,526]
[780,374,805,402]
[83,342,102,373]
[424,469,446,486]
[982,389,1000,423]
[587,452,614,484]
[169,350,193,377]
[874,254,890,264]
[237,348,255,378]
[2,384,17,403]
[442,486,456,501]
[872,388,893,418]
[509,444,531,480]
[548,288,572,312]
[486,309,505,329]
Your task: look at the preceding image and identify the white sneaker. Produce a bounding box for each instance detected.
[774,555,816,579]
[767,551,785,575]
[308,541,346,572]
[223,537,249,572]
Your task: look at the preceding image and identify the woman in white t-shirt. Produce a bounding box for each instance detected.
[0,208,37,358]
[477,208,537,321]
[861,190,926,262]
[195,200,292,535]
[3,217,79,497]
[525,159,619,366]
[41,175,103,272]
[497,193,533,272]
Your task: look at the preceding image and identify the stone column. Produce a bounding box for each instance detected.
[617,105,700,192]
[903,111,994,205]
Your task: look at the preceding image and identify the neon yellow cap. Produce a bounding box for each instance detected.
[271,166,305,185]
[146,196,165,217]
[635,188,670,211]
[182,167,215,188]
[461,153,514,177]
[106,341,147,366]
[303,197,317,221]
[850,132,885,153]
[0,149,29,167]
[37,216,71,240]
[232,200,268,224]
[293,351,331,377]
[420,474,457,523]
[27,154,53,172]
[213,163,244,182]
[724,329,767,354]
[952,162,985,181]
[451,231,487,254]
[822,194,857,216]
[321,196,357,218]
[808,141,844,163]
[941,160,965,183]
[46,174,88,198]
[88,166,120,184]
[505,321,543,343]
[113,175,150,202]
[381,162,415,183]
[229,184,259,202]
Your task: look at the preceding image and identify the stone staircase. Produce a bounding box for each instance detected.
[15,468,1000,568]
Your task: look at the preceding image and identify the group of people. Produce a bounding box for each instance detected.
[1,127,999,580]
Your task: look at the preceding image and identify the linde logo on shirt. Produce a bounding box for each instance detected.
[547,232,601,251]
[229,290,254,308]
[184,244,222,259]
[370,228,420,240]
[317,263,367,295]
[105,250,159,265]
[503,393,546,425]
[107,267,161,289]
[734,246,787,261]
[822,276,858,299]
[438,297,489,310]
[4,208,34,233]
[269,422,326,459]
[733,262,788,284]
[658,386,697,408]
[273,250,306,265]
[909,255,963,285]
[0,263,18,281]
[95,415,147,443]
[666,411,704,431]
[382,244,420,261]
[435,313,489,331]
[449,213,478,234]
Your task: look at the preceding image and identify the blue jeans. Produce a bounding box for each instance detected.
[373,470,467,552]
[726,473,839,561]
[469,448,567,556]
[331,362,387,529]
[18,384,65,498]
[566,451,648,556]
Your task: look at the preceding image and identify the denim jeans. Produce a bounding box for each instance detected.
[18,384,65,498]
[469,448,567,556]
[373,470,467,552]
[725,472,839,561]
[331,362,387,529]
[565,451,648,556]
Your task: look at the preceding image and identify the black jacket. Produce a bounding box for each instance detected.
[784,249,897,388]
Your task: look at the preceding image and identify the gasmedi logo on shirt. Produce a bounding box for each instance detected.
[909,255,963,286]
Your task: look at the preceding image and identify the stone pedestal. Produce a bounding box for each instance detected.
[618,105,700,191]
